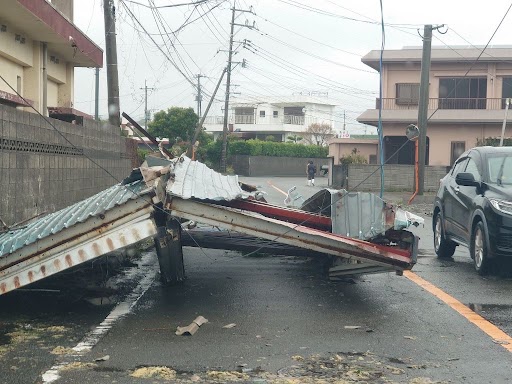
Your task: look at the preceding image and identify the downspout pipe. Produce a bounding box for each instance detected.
[42,42,48,116]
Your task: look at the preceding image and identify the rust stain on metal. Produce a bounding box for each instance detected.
[131,228,141,241]
[54,259,62,271]
[13,276,20,288]
[106,238,115,251]
[119,234,128,246]
[40,265,46,276]
[0,283,6,293]
[78,249,86,262]
[92,242,101,256]
[28,271,34,282]
[65,254,73,268]
[0,204,153,273]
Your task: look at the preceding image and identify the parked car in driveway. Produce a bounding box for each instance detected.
[433,146,512,275]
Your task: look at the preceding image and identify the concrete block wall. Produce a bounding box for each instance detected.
[232,155,329,177]
[346,164,450,192]
[0,105,134,225]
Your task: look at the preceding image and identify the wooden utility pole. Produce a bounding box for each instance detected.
[103,0,121,127]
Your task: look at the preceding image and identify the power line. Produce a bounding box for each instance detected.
[428,1,512,121]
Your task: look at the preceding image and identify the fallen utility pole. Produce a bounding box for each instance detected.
[122,112,174,159]
[188,68,227,158]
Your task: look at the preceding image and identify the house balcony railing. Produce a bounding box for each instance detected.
[376,98,510,110]
[203,114,317,126]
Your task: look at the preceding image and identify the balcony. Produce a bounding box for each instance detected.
[358,97,511,125]
[376,98,509,110]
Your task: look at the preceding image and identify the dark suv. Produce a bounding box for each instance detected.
[433,146,512,274]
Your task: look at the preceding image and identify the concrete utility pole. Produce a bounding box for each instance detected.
[103,0,121,127]
[188,68,228,158]
[417,24,445,194]
[140,80,155,130]
[417,25,436,195]
[220,4,236,174]
[195,74,205,117]
[220,2,255,173]
[500,98,511,146]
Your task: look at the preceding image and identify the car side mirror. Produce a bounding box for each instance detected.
[455,172,479,187]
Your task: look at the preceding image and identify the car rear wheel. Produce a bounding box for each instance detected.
[434,212,456,258]
[472,221,491,275]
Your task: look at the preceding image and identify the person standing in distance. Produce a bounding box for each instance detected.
[306,160,316,186]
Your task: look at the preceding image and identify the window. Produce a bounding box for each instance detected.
[234,107,254,124]
[259,110,265,118]
[450,141,465,165]
[273,111,278,118]
[465,158,481,182]
[451,158,468,177]
[502,77,512,109]
[396,83,420,105]
[439,78,487,109]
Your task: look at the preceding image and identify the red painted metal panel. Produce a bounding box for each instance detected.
[212,199,332,231]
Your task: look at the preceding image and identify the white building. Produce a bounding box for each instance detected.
[203,96,337,142]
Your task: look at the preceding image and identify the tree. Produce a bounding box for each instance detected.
[303,123,335,146]
[148,107,199,143]
[287,134,303,143]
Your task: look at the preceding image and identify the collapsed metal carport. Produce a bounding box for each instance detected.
[0,155,419,296]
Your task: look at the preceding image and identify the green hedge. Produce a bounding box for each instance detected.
[202,139,328,170]
[229,140,328,157]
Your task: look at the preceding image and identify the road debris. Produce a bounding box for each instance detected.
[344,325,361,329]
[130,366,176,380]
[94,355,110,362]
[222,323,237,329]
[175,316,208,336]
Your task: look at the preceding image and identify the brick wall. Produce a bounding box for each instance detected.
[0,105,135,225]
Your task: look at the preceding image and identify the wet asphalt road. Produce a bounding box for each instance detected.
[3,176,512,383]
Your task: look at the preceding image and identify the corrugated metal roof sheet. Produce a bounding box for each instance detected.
[0,180,150,258]
[167,156,244,200]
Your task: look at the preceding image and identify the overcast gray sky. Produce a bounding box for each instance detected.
[73,0,512,135]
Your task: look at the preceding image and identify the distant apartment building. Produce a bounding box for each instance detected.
[203,96,337,143]
[0,0,102,121]
[344,46,512,166]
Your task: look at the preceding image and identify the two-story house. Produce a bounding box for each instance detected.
[0,0,102,121]
[203,95,337,143]
[351,46,512,166]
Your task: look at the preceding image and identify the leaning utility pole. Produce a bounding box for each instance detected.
[103,0,121,127]
[140,80,155,130]
[417,24,445,195]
